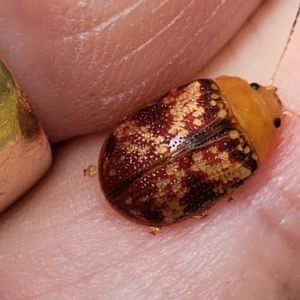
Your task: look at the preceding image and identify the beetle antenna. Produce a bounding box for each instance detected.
[269,2,300,85]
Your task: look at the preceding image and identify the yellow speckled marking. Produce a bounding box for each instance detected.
[192,152,203,162]
[193,119,203,126]
[155,144,169,155]
[244,146,250,154]
[129,209,142,218]
[156,177,170,190]
[252,153,258,161]
[217,109,227,119]
[114,118,172,158]
[166,81,205,137]
[237,144,243,152]
[218,151,229,160]
[210,146,218,154]
[171,181,182,193]
[210,93,220,100]
[210,83,219,90]
[213,186,225,194]
[166,163,179,175]
[229,130,240,139]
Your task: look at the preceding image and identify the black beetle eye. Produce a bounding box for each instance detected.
[273,117,281,128]
[250,82,260,90]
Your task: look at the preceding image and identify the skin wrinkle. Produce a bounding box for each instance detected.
[63,1,191,103]
[205,0,225,24]
[97,1,229,108]
[248,236,286,295]
[96,3,214,106]
[260,204,300,254]
[104,1,255,110]
[56,1,144,74]
[64,1,144,42]
[131,243,213,299]
[77,0,88,8]
[104,258,163,297]
[149,0,172,13]
[122,2,196,63]
[90,1,198,92]
[88,1,203,97]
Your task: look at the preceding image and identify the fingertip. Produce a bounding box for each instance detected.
[0,0,260,142]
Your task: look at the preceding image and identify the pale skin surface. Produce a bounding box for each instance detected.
[0,0,300,299]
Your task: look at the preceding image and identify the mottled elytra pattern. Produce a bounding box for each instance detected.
[99,79,259,226]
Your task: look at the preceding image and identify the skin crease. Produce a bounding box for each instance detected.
[0,0,300,299]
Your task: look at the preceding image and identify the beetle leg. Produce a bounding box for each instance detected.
[149,227,161,235]
[84,165,98,177]
[193,210,209,219]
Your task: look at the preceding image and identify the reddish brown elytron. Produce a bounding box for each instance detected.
[99,76,282,226]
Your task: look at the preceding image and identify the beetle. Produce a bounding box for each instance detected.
[97,3,299,228]
[98,76,282,226]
